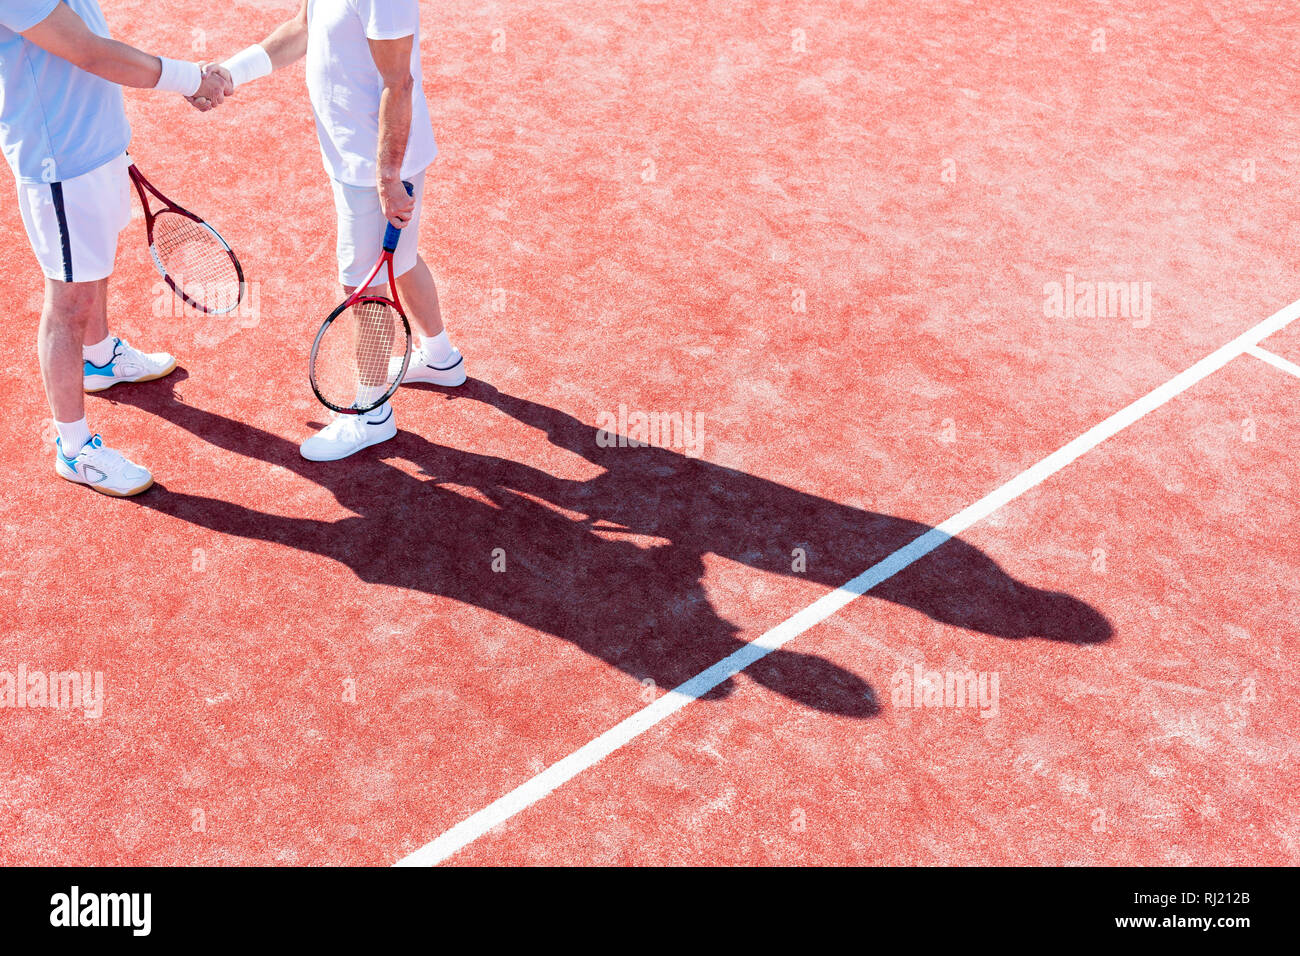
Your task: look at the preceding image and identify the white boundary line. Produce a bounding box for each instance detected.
[396,297,1300,867]
[1247,344,1300,380]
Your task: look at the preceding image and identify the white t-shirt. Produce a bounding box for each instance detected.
[305,0,437,187]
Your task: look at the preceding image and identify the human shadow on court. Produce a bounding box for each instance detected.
[113,375,1112,719]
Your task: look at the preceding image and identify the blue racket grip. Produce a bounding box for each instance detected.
[381,180,416,253]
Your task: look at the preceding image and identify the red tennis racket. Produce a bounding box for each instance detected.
[129,160,245,315]
[309,181,414,414]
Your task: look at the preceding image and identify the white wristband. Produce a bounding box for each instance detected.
[155,57,202,96]
[221,44,273,90]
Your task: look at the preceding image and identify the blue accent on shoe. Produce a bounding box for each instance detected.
[365,406,393,426]
[83,338,121,375]
[55,433,98,464]
[55,438,77,465]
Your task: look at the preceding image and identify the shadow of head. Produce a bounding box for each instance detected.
[873,537,1114,644]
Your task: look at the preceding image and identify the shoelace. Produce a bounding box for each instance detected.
[81,442,128,470]
[322,414,369,439]
[115,339,167,369]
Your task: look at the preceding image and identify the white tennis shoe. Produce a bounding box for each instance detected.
[55,434,154,497]
[300,404,398,461]
[399,345,466,387]
[83,338,177,393]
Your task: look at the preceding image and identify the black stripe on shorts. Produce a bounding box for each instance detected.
[49,181,73,283]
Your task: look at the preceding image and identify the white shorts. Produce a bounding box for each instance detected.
[16,152,132,284]
[330,171,425,288]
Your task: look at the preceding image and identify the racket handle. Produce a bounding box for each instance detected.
[382,180,416,252]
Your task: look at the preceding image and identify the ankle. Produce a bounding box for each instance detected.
[83,335,117,367]
[421,330,453,363]
[56,417,92,456]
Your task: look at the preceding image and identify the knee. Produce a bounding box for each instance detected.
[43,280,100,323]
[45,280,97,314]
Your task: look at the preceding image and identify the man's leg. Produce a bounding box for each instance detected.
[299,177,465,461]
[79,277,116,367]
[39,277,101,429]
[393,255,443,339]
[41,277,154,496]
[80,277,177,392]
[21,152,162,494]
[83,278,110,348]
[396,255,465,386]
[300,179,402,462]
[298,279,399,462]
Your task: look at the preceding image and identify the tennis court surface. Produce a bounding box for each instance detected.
[0,0,1296,865]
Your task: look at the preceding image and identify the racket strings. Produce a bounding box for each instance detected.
[152,214,242,312]
[313,300,407,411]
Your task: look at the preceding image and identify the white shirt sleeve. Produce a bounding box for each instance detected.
[354,0,418,41]
[0,0,60,33]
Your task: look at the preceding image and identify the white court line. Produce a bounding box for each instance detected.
[396,297,1300,867]
[1247,344,1300,380]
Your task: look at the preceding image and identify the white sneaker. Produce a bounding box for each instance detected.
[300,404,398,461]
[54,434,154,497]
[84,337,177,393]
[398,345,466,387]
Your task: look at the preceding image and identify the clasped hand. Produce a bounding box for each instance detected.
[185,64,234,112]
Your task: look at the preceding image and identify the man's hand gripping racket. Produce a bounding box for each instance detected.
[309,181,415,415]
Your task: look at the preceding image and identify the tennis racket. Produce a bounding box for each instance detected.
[309,181,415,415]
[128,160,245,315]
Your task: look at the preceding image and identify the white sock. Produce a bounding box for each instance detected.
[83,335,117,367]
[355,383,386,410]
[421,330,453,364]
[56,417,92,455]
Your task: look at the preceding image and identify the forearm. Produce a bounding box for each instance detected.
[80,37,168,88]
[21,4,190,91]
[218,5,307,89]
[376,77,413,181]
[258,17,308,69]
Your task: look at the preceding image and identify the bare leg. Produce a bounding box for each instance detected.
[393,255,444,339]
[83,280,110,347]
[337,284,392,399]
[39,277,107,424]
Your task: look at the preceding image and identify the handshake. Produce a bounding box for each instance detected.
[185,64,236,112]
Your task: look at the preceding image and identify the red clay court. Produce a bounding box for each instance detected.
[1,0,1296,866]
